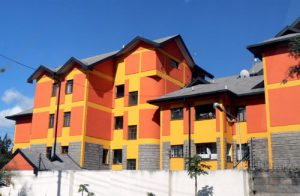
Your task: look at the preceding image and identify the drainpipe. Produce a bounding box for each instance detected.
[52,78,61,161]
[184,98,191,168]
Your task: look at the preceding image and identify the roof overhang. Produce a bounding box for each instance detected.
[247,34,300,59]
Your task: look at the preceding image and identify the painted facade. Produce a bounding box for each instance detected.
[6,17,300,171]
[7,35,213,170]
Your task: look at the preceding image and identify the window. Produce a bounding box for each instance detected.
[63,112,71,127]
[170,59,179,68]
[195,104,216,120]
[102,149,109,165]
[49,114,55,128]
[170,145,183,158]
[227,144,232,162]
[127,159,136,170]
[128,125,137,140]
[237,144,249,161]
[196,143,217,160]
[52,83,58,97]
[171,107,183,120]
[65,80,73,94]
[114,116,123,130]
[236,106,246,122]
[113,149,122,164]
[129,91,138,106]
[46,147,52,159]
[61,146,69,154]
[116,85,124,98]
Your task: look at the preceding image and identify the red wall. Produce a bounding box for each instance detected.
[14,117,32,143]
[5,154,33,170]
[269,85,300,126]
[139,109,160,139]
[31,112,49,139]
[264,47,299,84]
[247,103,267,133]
[86,107,112,140]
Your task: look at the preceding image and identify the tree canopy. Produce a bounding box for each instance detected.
[287,37,300,79]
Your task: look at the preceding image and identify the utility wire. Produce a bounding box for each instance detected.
[0,53,36,70]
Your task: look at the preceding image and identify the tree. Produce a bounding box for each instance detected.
[187,155,211,196]
[0,134,13,186]
[284,37,300,82]
[78,184,95,196]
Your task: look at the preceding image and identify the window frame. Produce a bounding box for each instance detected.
[113,149,122,164]
[171,107,183,120]
[196,143,217,160]
[170,145,184,158]
[114,116,123,130]
[194,104,216,121]
[63,112,71,127]
[115,84,125,98]
[127,159,136,170]
[129,91,138,106]
[102,149,109,165]
[51,83,58,97]
[236,106,246,122]
[170,59,179,68]
[49,114,55,128]
[128,125,137,140]
[61,146,69,154]
[65,80,73,94]
[46,147,52,159]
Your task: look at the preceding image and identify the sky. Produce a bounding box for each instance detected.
[0,0,299,138]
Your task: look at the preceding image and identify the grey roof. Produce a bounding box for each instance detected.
[27,34,214,83]
[249,62,263,75]
[247,17,300,58]
[5,108,33,120]
[17,148,81,171]
[149,75,264,103]
[154,34,179,43]
[80,50,119,65]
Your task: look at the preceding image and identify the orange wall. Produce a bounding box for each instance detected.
[86,107,112,140]
[139,109,160,139]
[14,117,32,143]
[140,76,165,104]
[247,103,267,133]
[31,112,49,139]
[5,154,33,170]
[34,81,52,108]
[70,106,84,136]
[141,50,158,72]
[88,73,114,108]
[93,59,115,77]
[269,85,300,126]
[72,73,86,102]
[125,53,139,75]
[264,47,299,84]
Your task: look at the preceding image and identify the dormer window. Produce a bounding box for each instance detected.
[170,59,179,68]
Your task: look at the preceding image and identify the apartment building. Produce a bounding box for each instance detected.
[5,17,300,171]
[5,34,213,171]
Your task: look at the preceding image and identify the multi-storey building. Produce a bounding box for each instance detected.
[5,35,213,171]
[5,17,300,172]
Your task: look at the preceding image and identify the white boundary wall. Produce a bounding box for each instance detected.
[0,170,249,196]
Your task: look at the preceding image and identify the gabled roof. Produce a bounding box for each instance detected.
[28,35,214,83]
[10,149,81,171]
[5,108,33,120]
[148,74,264,104]
[247,17,300,59]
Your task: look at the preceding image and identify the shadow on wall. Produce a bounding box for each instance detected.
[198,185,214,196]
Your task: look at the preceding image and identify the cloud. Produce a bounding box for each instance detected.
[0,89,33,129]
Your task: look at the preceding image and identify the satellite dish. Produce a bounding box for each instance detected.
[240,69,250,78]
